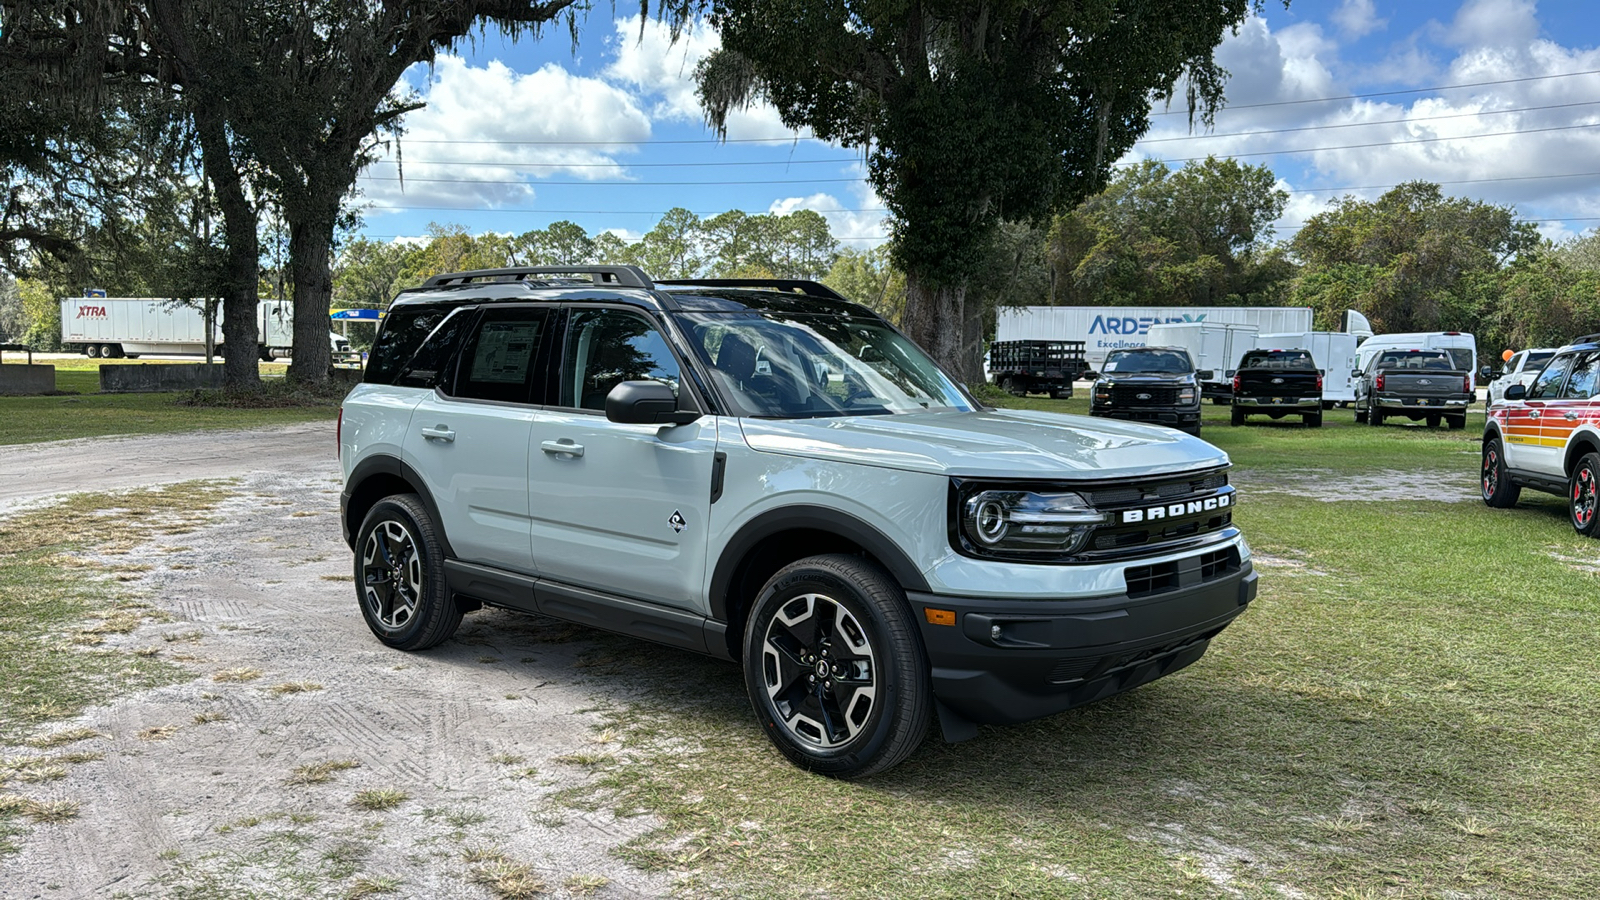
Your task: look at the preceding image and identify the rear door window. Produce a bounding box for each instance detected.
[396,307,476,390]
[453,306,554,404]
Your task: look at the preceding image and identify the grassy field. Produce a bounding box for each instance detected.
[1,391,1595,897]
[0,360,337,445]
[544,394,1596,899]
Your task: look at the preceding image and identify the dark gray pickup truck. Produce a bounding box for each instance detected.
[1354,349,1472,429]
[1231,349,1323,427]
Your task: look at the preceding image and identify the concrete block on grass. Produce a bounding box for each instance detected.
[0,364,56,395]
[100,363,224,393]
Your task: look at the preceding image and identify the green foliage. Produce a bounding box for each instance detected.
[1047,156,1290,307]
[824,245,906,323]
[1289,181,1537,334]
[1492,252,1600,350]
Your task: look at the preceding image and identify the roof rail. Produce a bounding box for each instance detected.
[421,266,654,289]
[653,278,848,302]
[1573,333,1600,345]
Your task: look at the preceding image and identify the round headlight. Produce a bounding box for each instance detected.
[973,499,1008,544]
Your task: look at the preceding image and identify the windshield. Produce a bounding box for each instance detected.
[1526,351,1556,369]
[1103,349,1193,374]
[677,312,973,419]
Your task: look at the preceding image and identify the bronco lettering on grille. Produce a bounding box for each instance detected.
[1120,493,1231,524]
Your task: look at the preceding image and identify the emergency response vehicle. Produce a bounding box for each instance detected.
[1482,335,1600,535]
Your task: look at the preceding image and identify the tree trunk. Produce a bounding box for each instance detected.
[287,209,335,384]
[194,110,260,391]
[901,273,971,384]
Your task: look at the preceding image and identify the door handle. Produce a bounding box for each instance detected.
[420,425,455,442]
[1528,411,1541,420]
[1565,412,1580,421]
[541,439,584,458]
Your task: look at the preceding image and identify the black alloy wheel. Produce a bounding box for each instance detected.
[354,494,461,650]
[744,554,929,778]
[1481,438,1520,508]
[1569,452,1600,537]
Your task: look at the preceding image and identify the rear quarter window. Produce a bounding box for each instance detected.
[364,303,456,385]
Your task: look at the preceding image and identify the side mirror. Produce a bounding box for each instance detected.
[1196,370,1215,381]
[1351,369,1363,379]
[1478,365,1492,379]
[1505,384,1527,401]
[605,380,700,426]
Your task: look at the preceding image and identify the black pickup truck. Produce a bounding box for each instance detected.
[1231,349,1323,427]
[1090,346,1206,436]
[989,340,1087,399]
[1354,349,1472,429]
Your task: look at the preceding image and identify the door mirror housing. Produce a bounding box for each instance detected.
[1351,369,1363,379]
[1196,370,1215,381]
[1504,383,1527,401]
[1478,365,1492,379]
[605,380,701,425]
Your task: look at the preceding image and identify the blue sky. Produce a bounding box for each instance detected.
[351,0,1600,252]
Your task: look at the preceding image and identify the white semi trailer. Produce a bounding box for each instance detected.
[60,297,352,361]
[995,305,1316,373]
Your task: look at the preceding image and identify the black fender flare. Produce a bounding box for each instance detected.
[708,505,930,622]
[343,454,456,559]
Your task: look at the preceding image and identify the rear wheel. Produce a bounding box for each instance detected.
[1001,377,1025,397]
[1481,438,1520,508]
[84,344,99,358]
[1569,452,1600,537]
[744,554,930,778]
[1305,412,1322,428]
[1370,402,1386,426]
[1447,415,1466,430]
[1231,407,1245,426]
[1354,405,1368,424]
[1426,414,1441,428]
[354,494,461,651]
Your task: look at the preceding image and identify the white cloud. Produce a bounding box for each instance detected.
[1331,0,1387,40]
[1443,0,1539,49]
[769,176,891,248]
[356,56,652,215]
[603,16,816,142]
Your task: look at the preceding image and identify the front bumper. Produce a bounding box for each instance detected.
[1090,406,1201,426]
[1234,396,1320,409]
[911,560,1256,725]
[1376,394,1471,410]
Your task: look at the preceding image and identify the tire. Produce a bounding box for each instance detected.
[124,354,140,359]
[1426,414,1441,428]
[1231,407,1245,426]
[1001,377,1025,397]
[84,344,99,358]
[260,347,275,362]
[743,554,930,779]
[1447,415,1465,431]
[1354,406,1368,424]
[1481,438,1520,509]
[1211,397,1228,405]
[1570,452,1600,537]
[1370,402,1386,427]
[353,494,461,651]
[1050,389,1071,400]
[1305,412,1322,428]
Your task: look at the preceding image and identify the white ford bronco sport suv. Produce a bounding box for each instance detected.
[339,267,1257,777]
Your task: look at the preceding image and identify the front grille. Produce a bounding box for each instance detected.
[1084,472,1227,507]
[1123,546,1241,598]
[1110,385,1179,406]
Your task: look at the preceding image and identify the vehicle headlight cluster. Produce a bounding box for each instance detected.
[960,490,1107,557]
[1178,386,1196,403]
[1094,382,1112,403]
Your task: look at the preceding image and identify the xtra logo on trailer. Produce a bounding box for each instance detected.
[76,305,108,319]
[1089,313,1206,335]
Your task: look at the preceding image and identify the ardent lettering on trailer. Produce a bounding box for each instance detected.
[1088,314,1206,335]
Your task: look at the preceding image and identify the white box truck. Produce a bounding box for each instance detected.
[61,297,353,361]
[1255,331,1362,406]
[1144,322,1260,402]
[995,305,1315,374]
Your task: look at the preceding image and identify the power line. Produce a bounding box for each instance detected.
[365,157,861,169]
[1137,99,1600,144]
[1149,68,1600,116]
[1122,121,1600,167]
[1284,171,1600,194]
[360,175,865,185]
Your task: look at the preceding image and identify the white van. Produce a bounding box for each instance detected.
[1255,331,1361,405]
[1355,332,1479,391]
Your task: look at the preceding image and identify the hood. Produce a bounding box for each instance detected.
[738,408,1228,479]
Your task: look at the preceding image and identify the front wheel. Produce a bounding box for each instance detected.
[743,554,930,779]
[1570,453,1600,537]
[354,494,461,650]
[1231,407,1245,426]
[1481,438,1521,508]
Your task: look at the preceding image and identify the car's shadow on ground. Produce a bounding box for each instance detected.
[420,605,1523,839]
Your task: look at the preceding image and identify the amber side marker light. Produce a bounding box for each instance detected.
[924,608,956,626]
